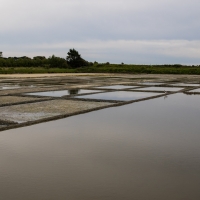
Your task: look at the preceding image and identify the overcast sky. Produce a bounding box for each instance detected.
[1,0,200,64]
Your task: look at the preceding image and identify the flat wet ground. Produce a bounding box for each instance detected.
[0,100,112,123]
[95,85,137,89]
[138,82,163,85]
[1,73,200,200]
[169,83,200,87]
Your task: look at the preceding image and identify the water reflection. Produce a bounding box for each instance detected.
[68,89,80,95]
[164,94,168,99]
[26,89,101,97]
[188,88,200,93]
[1,93,200,199]
[76,91,160,101]
[133,86,183,92]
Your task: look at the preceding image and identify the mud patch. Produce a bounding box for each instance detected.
[0,96,47,106]
[0,100,113,123]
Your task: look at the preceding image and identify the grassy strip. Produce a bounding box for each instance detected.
[0,67,75,74]
[1,64,200,74]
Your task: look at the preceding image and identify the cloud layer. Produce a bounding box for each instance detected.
[1,0,200,64]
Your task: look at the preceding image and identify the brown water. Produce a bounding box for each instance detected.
[1,93,200,200]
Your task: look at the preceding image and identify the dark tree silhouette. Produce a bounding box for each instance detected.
[66,49,89,68]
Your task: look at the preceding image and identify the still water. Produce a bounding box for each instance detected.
[133,86,183,92]
[75,91,160,101]
[1,93,200,200]
[26,89,101,97]
[189,88,200,93]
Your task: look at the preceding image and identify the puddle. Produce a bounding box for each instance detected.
[75,91,160,101]
[25,89,101,97]
[95,85,137,89]
[132,87,183,92]
[188,88,200,93]
[169,83,200,87]
[1,93,200,199]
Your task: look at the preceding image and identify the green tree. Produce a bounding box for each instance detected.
[66,49,89,68]
[0,52,2,58]
[48,55,68,68]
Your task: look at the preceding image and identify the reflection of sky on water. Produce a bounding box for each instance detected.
[1,93,200,199]
[188,88,200,93]
[26,89,101,97]
[133,87,183,91]
[76,91,160,101]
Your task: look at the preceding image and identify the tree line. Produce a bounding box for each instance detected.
[0,49,92,68]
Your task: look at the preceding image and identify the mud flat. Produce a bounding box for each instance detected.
[0,96,48,106]
[0,100,113,123]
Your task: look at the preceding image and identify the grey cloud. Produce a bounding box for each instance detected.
[1,0,200,63]
[2,40,200,64]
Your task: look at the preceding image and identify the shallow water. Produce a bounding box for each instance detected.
[75,91,160,101]
[95,85,137,89]
[133,86,183,92]
[26,89,101,97]
[1,93,200,200]
[189,88,200,93]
